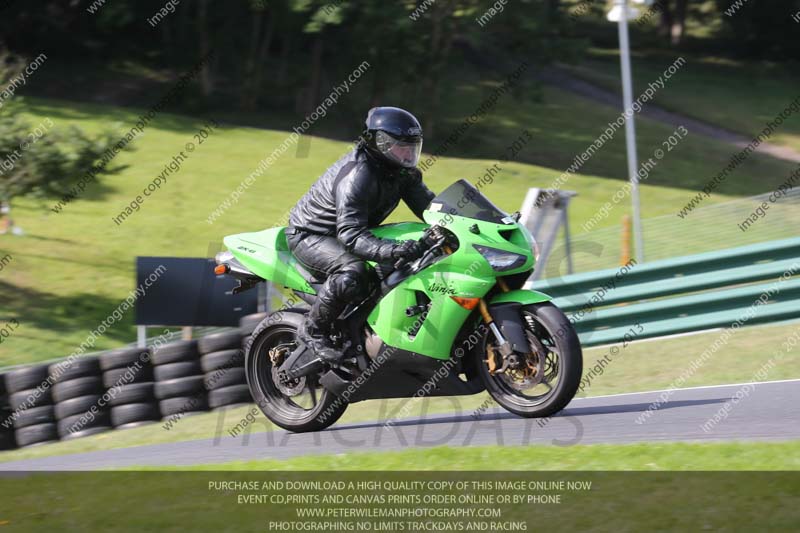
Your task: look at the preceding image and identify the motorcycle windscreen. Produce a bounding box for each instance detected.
[427,179,512,224]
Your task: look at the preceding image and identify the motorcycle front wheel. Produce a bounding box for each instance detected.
[477,302,582,418]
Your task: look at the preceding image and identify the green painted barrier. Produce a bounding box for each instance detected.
[529,238,800,348]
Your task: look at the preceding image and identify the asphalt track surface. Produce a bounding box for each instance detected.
[2,379,798,470]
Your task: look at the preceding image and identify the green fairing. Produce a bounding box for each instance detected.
[490,289,552,306]
[366,211,535,360]
[224,228,314,294]
[221,187,542,361]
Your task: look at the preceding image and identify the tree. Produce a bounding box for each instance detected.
[713,0,800,59]
[669,0,687,46]
[240,1,279,110]
[0,53,120,219]
[296,0,348,119]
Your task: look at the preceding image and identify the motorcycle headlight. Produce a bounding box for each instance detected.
[473,245,527,272]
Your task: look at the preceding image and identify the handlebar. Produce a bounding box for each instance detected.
[391,225,450,272]
[394,235,447,273]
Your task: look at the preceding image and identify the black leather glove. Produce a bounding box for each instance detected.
[391,240,424,261]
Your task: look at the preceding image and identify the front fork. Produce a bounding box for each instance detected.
[441,242,531,374]
[478,299,513,357]
[478,278,537,375]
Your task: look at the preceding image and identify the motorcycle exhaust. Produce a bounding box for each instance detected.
[319,370,352,397]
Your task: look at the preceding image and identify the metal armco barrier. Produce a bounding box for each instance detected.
[529,237,800,347]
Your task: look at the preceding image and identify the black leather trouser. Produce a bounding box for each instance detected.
[286,228,372,333]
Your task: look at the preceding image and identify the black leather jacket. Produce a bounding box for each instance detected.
[288,147,435,262]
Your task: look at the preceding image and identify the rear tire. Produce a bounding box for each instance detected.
[245,311,347,433]
[477,302,582,418]
[240,313,268,336]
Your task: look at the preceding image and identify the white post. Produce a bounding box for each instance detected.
[617,0,645,263]
[137,326,147,348]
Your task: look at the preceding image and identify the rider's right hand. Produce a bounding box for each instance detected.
[391,240,424,261]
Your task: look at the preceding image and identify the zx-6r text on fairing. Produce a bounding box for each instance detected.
[215,180,583,432]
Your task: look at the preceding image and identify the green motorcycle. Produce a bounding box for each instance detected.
[215,180,582,432]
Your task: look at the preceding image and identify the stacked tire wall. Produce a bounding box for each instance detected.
[0,314,267,449]
[0,374,17,451]
[100,347,161,429]
[49,356,111,441]
[0,373,17,450]
[5,364,58,447]
[200,330,250,409]
[152,340,210,420]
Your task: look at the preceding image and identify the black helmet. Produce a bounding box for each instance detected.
[362,107,423,168]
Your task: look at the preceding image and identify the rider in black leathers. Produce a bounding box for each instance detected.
[287,107,435,363]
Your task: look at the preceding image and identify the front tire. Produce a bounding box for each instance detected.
[477,302,582,418]
[245,311,348,433]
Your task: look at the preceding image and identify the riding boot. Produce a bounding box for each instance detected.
[296,289,346,363]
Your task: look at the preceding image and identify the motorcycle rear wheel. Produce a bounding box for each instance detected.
[477,302,582,418]
[245,312,348,433]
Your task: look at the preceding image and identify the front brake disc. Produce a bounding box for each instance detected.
[524,331,547,387]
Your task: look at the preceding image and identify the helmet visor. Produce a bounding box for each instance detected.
[375,130,422,168]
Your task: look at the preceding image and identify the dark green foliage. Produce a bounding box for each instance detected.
[0,103,119,202]
[0,1,576,114]
[714,0,800,59]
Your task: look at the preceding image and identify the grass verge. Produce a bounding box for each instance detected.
[180,440,800,471]
[0,444,797,531]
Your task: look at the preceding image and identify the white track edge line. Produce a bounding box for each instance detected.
[571,377,800,402]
